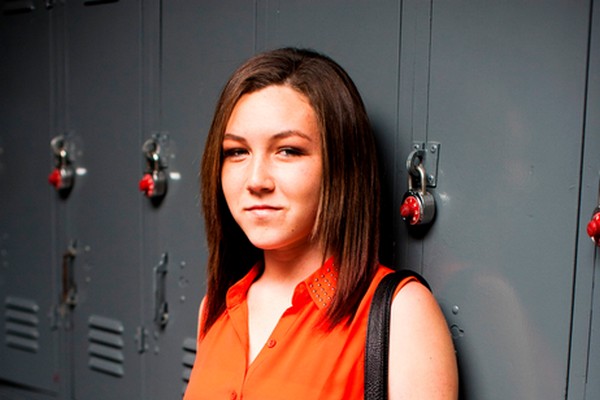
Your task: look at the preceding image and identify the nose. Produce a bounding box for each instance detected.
[246,155,275,194]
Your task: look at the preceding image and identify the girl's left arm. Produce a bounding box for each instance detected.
[388,281,459,400]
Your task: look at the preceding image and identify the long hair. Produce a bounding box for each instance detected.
[201,48,380,335]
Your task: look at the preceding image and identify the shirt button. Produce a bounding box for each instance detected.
[267,339,277,348]
[230,391,237,400]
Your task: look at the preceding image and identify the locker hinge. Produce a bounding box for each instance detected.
[135,326,149,354]
[411,141,441,188]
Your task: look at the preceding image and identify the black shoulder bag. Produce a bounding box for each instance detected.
[364,270,431,400]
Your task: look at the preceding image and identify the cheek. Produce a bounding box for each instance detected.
[295,166,322,206]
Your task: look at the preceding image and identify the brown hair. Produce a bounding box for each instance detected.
[201,48,380,335]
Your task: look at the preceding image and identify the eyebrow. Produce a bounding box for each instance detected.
[222,130,314,142]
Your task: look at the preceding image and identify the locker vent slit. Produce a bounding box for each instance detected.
[4,296,40,353]
[181,337,197,395]
[83,0,119,6]
[87,315,125,377]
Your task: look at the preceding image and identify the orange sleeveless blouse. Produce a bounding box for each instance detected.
[184,259,415,400]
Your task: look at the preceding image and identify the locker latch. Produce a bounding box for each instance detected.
[48,135,75,196]
[139,137,168,201]
[410,141,440,188]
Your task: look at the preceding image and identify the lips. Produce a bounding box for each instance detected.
[244,205,283,217]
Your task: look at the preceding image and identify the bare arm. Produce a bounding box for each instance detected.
[196,296,207,339]
[388,281,459,400]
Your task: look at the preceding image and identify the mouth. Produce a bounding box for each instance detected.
[245,205,283,216]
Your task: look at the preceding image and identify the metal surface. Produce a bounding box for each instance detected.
[568,1,600,397]
[0,1,59,393]
[62,1,144,398]
[422,1,591,398]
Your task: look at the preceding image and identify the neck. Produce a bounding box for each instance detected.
[261,241,329,286]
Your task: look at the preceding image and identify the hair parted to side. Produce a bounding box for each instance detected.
[201,47,380,335]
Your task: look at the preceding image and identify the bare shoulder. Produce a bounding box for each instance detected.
[391,280,443,324]
[388,281,459,400]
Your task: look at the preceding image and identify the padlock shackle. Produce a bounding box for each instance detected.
[407,163,427,195]
[406,149,425,175]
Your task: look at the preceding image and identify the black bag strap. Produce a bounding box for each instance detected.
[364,270,430,400]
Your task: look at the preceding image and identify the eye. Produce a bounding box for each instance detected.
[278,147,305,157]
[222,148,248,159]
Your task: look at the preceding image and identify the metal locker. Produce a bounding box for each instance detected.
[417,1,591,398]
[61,1,144,398]
[0,1,60,396]
[142,1,255,398]
[569,1,600,397]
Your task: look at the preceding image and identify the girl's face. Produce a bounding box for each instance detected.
[221,85,322,256]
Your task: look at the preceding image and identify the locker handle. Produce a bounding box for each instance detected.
[61,242,77,308]
[153,253,169,328]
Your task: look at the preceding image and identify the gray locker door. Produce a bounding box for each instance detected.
[143,2,256,398]
[579,2,600,395]
[420,1,590,399]
[63,1,143,398]
[257,0,404,265]
[569,1,600,397]
[0,2,59,394]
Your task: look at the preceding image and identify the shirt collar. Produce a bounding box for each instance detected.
[226,265,261,309]
[301,257,338,309]
[225,257,339,310]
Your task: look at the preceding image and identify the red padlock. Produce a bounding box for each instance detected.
[139,173,156,197]
[587,210,600,246]
[139,138,168,201]
[48,136,75,194]
[48,165,74,193]
[400,196,422,225]
[48,168,62,189]
[400,163,435,226]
